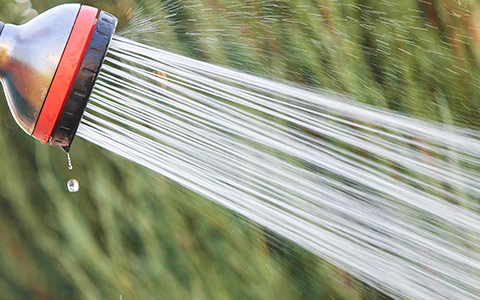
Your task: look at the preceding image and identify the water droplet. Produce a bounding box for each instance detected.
[66,152,73,170]
[67,179,79,193]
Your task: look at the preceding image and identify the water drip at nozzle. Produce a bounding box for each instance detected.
[66,152,73,170]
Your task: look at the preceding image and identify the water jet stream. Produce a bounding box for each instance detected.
[78,35,480,300]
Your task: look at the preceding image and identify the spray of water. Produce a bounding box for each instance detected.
[77,35,480,300]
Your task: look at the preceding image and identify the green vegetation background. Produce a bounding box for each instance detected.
[1,0,479,299]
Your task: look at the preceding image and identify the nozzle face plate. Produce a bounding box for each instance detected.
[50,11,118,151]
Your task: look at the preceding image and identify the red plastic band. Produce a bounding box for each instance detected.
[33,5,98,144]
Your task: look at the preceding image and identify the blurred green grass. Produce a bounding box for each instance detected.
[1,0,479,299]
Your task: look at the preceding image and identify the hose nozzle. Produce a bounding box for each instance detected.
[0,4,117,151]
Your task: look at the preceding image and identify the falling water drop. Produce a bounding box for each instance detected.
[67,179,79,193]
[65,153,79,193]
[66,152,73,170]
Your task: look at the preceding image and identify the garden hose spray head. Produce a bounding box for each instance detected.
[0,3,117,151]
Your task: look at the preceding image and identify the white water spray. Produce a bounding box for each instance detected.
[78,35,480,300]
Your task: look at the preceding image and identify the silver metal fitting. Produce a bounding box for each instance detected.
[0,4,80,134]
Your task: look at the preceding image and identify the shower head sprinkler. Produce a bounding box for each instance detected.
[0,4,117,151]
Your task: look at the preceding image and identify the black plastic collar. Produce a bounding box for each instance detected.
[50,11,117,152]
